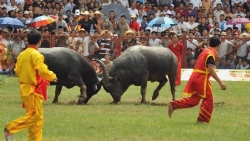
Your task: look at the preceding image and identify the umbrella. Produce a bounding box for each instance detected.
[0,17,25,29]
[101,3,131,23]
[29,16,56,27]
[226,18,250,25]
[147,17,177,28]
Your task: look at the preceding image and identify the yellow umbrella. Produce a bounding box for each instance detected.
[244,23,250,32]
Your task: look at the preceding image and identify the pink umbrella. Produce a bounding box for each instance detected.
[226,18,250,25]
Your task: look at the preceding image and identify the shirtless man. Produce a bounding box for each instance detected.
[93,10,104,32]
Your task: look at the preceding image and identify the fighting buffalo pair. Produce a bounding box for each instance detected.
[39,45,178,104]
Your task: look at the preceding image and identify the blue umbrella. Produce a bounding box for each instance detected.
[102,3,131,23]
[0,17,25,29]
[147,17,177,28]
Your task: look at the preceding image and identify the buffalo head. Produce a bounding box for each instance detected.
[94,60,124,103]
[81,78,102,104]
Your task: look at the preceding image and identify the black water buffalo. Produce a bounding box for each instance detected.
[96,45,178,103]
[39,47,101,104]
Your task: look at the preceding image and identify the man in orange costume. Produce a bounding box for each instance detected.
[168,34,184,86]
[168,36,226,123]
[4,30,57,141]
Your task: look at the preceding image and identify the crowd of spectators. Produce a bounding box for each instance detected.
[1,0,250,74]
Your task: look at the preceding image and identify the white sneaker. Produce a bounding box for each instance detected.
[4,128,13,141]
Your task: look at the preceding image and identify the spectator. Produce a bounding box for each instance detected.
[55,26,69,47]
[243,0,250,13]
[128,2,138,15]
[187,32,198,50]
[0,0,8,9]
[64,0,74,15]
[148,31,161,46]
[88,31,100,58]
[213,3,225,22]
[32,0,44,18]
[122,29,137,51]
[97,30,113,58]
[117,15,129,36]
[236,33,250,64]
[186,3,197,18]
[186,15,198,30]
[118,0,129,8]
[56,12,68,32]
[7,0,17,12]
[219,59,235,69]
[63,10,72,24]
[234,6,246,18]
[168,33,184,86]
[93,10,104,32]
[236,59,250,69]
[186,47,195,65]
[0,30,9,46]
[197,17,208,36]
[158,0,172,7]
[75,28,89,56]
[224,7,234,19]
[129,14,140,32]
[12,35,25,60]
[104,11,118,33]
[175,2,187,18]
[216,32,234,68]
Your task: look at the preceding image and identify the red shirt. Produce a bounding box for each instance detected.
[168,42,184,62]
[129,21,140,31]
[175,9,187,18]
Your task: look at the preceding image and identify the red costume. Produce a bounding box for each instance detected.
[168,42,184,86]
[170,47,218,123]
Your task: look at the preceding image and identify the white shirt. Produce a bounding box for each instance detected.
[237,41,250,57]
[234,12,246,18]
[218,40,232,58]
[128,8,138,15]
[178,22,188,30]
[0,3,8,8]
[212,0,222,9]
[213,10,225,22]
[190,0,202,9]
[148,38,161,46]
[117,0,129,8]
[73,45,84,55]
[12,40,25,56]
[7,5,17,12]
[0,38,9,46]
[187,39,198,50]
[75,37,89,56]
[185,22,198,30]
[231,0,244,5]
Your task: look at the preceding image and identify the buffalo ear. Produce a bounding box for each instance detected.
[109,77,117,82]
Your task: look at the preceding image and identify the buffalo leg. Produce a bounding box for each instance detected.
[152,77,168,100]
[168,73,176,100]
[68,74,87,104]
[52,85,62,103]
[140,71,149,103]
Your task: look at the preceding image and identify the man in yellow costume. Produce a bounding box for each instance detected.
[4,30,57,141]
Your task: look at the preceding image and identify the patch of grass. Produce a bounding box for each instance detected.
[0,75,250,141]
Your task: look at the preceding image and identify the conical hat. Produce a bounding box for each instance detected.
[124,29,136,36]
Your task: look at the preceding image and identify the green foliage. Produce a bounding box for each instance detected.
[0,76,250,141]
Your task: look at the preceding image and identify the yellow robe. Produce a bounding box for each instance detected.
[5,47,56,141]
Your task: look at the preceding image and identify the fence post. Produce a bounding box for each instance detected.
[116,36,122,57]
[50,35,55,47]
[182,36,187,68]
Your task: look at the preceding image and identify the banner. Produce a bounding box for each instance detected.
[181,69,250,81]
